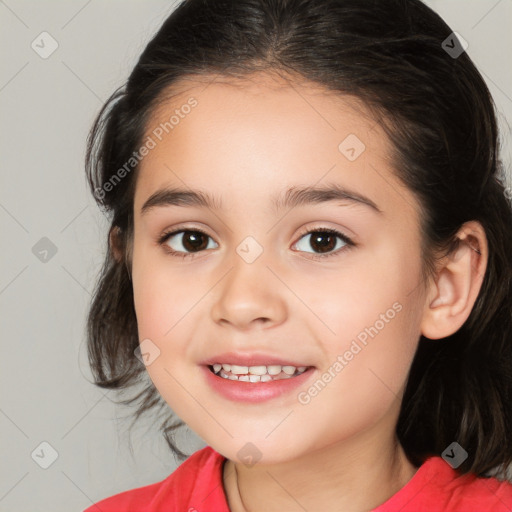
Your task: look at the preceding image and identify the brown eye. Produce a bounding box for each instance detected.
[307,232,338,253]
[160,229,218,255]
[293,228,354,259]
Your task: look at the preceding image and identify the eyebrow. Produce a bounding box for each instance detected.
[140,182,382,216]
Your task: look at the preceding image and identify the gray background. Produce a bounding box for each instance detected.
[1,1,511,511]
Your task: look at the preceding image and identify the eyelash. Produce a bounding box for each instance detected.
[157,226,355,261]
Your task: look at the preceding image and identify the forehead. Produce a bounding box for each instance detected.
[133,72,417,221]
[146,72,379,145]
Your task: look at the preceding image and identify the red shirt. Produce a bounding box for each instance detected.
[83,446,512,511]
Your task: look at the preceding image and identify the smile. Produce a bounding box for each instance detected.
[209,363,309,382]
[202,364,317,403]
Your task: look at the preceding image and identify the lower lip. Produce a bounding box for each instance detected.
[200,365,316,403]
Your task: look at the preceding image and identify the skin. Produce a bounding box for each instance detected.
[115,71,488,512]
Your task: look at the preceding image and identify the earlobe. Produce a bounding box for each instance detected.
[420,221,488,340]
[109,226,124,263]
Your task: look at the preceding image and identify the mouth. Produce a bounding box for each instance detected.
[202,362,317,402]
[207,363,313,382]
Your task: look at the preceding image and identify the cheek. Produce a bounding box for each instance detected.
[294,246,419,341]
[295,243,422,393]
[132,242,190,340]
[295,296,421,448]
[131,246,212,385]
[132,266,171,340]
[131,260,200,408]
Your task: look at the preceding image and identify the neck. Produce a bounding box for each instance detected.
[222,415,418,512]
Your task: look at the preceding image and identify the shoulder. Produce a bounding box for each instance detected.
[82,445,230,512]
[441,463,512,511]
[375,456,512,512]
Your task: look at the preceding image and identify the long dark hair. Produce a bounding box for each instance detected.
[85,0,512,477]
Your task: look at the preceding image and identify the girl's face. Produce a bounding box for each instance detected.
[130,73,428,464]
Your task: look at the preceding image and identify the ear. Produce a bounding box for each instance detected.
[420,221,488,340]
[109,225,124,263]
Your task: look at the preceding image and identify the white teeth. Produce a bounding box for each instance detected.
[220,364,299,375]
[230,364,249,374]
[247,365,267,376]
[282,365,297,375]
[267,365,282,375]
[213,363,310,382]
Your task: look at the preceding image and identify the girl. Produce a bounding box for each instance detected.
[83,0,512,510]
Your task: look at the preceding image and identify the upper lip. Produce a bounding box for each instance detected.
[200,351,314,368]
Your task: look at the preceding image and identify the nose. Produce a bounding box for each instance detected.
[210,252,288,331]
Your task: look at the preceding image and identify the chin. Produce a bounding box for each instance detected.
[213,438,307,468]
